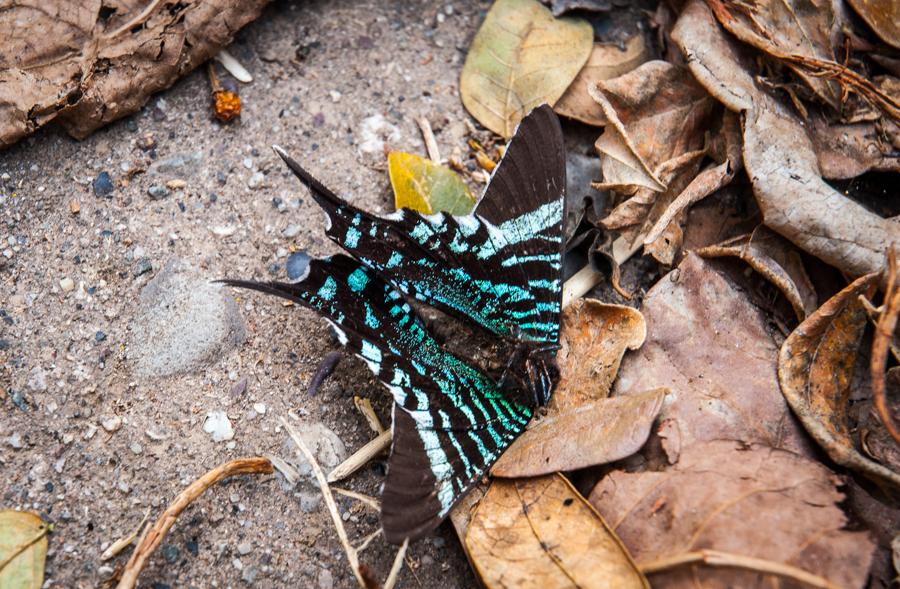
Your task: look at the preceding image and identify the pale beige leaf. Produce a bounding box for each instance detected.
[467,475,648,589]
[460,0,593,137]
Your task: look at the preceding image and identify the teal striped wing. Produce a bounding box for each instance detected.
[220,256,532,542]
[273,104,566,346]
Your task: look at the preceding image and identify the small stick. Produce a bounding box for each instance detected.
[872,247,900,445]
[282,417,368,588]
[383,539,409,589]
[308,351,342,396]
[355,529,382,553]
[561,265,603,309]
[638,548,841,589]
[417,118,441,162]
[267,454,301,487]
[333,487,381,511]
[101,509,150,561]
[116,458,273,589]
[327,430,392,483]
[354,396,386,434]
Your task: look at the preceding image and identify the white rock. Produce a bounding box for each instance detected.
[204,411,234,442]
[59,277,75,292]
[358,114,401,155]
[101,416,122,433]
[252,402,266,415]
[210,225,237,237]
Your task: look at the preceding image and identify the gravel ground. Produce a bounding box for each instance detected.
[0,1,488,586]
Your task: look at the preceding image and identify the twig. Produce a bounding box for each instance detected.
[267,454,301,487]
[354,396,386,434]
[355,529,382,553]
[116,458,273,589]
[384,539,409,589]
[638,549,841,589]
[872,247,900,445]
[281,417,368,588]
[333,487,381,511]
[328,430,392,483]
[101,509,150,561]
[561,265,603,309]
[417,118,441,162]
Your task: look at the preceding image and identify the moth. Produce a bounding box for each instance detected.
[222,104,566,543]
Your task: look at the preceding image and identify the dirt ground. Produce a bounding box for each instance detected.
[0,1,494,586]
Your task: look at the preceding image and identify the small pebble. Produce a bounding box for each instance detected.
[247,172,265,189]
[282,224,301,239]
[161,543,179,564]
[93,172,114,197]
[136,133,157,151]
[185,540,199,556]
[286,252,311,280]
[242,565,259,584]
[166,179,187,190]
[203,411,234,442]
[129,442,143,455]
[210,225,237,237]
[101,416,122,432]
[242,157,254,170]
[252,402,266,415]
[59,277,75,292]
[133,258,153,277]
[237,541,252,555]
[95,331,107,342]
[69,200,81,215]
[6,432,23,449]
[147,185,169,199]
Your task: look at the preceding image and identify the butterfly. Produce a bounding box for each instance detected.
[222,104,566,543]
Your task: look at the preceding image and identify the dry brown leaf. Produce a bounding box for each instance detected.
[847,0,900,50]
[779,270,900,489]
[492,389,667,477]
[590,60,716,194]
[707,0,840,107]
[744,95,900,278]
[467,474,648,589]
[459,0,593,138]
[808,115,900,179]
[590,440,876,589]
[673,0,900,277]
[554,37,649,126]
[553,298,647,410]
[698,226,817,320]
[613,253,812,456]
[0,0,268,147]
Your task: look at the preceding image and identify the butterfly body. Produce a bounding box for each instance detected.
[222,105,566,542]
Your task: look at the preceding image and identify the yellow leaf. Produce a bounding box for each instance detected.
[0,511,48,589]
[460,0,593,137]
[466,475,648,589]
[388,152,476,215]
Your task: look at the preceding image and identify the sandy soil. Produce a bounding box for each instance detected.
[0,1,490,586]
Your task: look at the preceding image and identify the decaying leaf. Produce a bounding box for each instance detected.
[590,441,876,589]
[460,0,593,137]
[467,474,648,589]
[590,60,716,194]
[553,298,647,410]
[0,511,48,589]
[388,152,476,215]
[673,0,900,277]
[707,0,840,107]
[698,226,817,320]
[847,0,900,50]
[492,388,667,477]
[779,271,900,489]
[0,0,269,147]
[613,254,812,456]
[554,37,649,126]
[808,115,900,179]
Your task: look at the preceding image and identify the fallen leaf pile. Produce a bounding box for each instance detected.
[441,0,900,586]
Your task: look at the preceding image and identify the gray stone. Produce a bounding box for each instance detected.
[242,565,259,584]
[6,432,23,449]
[237,541,252,555]
[128,259,245,377]
[133,257,153,277]
[317,568,333,589]
[281,422,347,476]
[148,152,203,176]
[147,185,169,199]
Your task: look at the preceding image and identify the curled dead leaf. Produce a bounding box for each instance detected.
[590,440,876,589]
[698,226,817,320]
[492,388,668,477]
[778,271,900,488]
[554,298,647,410]
[554,36,649,126]
[467,474,648,589]
[460,0,593,138]
[0,0,268,147]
